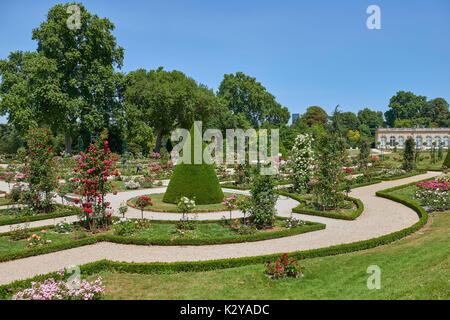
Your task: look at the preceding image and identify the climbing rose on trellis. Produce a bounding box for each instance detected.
[73,132,119,231]
[22,128,58,213]
[289,134,315,193]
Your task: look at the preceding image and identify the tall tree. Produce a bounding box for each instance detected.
[424,98,450,127]
[217,72,289,128]
[0,3,124,154]
[300,106,328,126]
[384,91,428,127]
[125,67,217,153]
[357,108,384,133]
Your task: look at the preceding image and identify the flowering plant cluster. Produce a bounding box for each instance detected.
[221,193,237,220]
[12,269,105,300]
[414,178,450,212]
[283,217,306,229]
[148,162,162,172]
[177,196,196,217]
[26,231,52,248]
[22,129,58,213]
[138,176,153,188]
[124,180,140,190]
[150,152,160,158]
[72,132,118,231]
[290,134,315,193]
[310,135,347,211]
[265,253,303,279]
[135,195,153,218]
[343,168,355,174]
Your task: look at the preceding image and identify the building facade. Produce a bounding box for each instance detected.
[375,128,450,149]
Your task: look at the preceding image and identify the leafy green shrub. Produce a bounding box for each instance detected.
[163,125,224,204]
[248,175,277,228]
[112,219,135,236]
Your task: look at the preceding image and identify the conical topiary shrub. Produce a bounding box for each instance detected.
[444,148,450,168]
[163,124,224,205]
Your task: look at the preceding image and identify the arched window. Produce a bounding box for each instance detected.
[390,136,396,147]
[426,136,432,148]
[416,136,422,149]
[435,136,441,147]
[381,136,386,147]
[444,136,449,148]
[398,136,404,148]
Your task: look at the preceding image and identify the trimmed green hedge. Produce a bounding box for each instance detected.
[0,205,81,226]
[375,170,426,181]
[0,217,325,263]
[348,179,381,189]
[291,197,364,220]
[444,149,450,168]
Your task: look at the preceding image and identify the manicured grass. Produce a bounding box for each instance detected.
[0,197,14,206]
[128,192,247,213]
[379,151,445,171]
[388,185,422,206]
[87,211,449,300]
[0,205,80,226]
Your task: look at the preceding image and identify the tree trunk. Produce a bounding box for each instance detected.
[65,131,72,155]
[154,128,163,153]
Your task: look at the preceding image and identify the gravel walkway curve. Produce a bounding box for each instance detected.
[0,171,441,285]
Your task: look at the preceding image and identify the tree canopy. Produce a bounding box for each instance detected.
[0,3,124,154]
[125,67,218,153]
[217,72,289,128]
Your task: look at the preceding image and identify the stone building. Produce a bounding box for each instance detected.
[375,128,450,149]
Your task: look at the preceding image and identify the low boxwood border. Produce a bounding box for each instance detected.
[0,205,81,226]
[0,217,325,263]
[291,197,364,220]
[0,180,432,299]
[126,192,249,213]
[375,170,426,181]
[277,191,364,220]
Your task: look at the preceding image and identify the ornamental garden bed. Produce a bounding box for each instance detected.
[291,196,364,220]
[373,169,426,181]
[0,204,81,226]
[0,217,325,262]
[127,192,248,213]
[385,174,449,212]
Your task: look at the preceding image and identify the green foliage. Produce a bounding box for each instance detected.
[113,219,135,236]
[22,128,57,213]
[248,175,277,228]
[444,149,450,168]
[163,125,224,205]
[402,137,415,171]
[359,138,371,169]
[217,72,289,128]
[300,106,328,126]
[0,3,125,154]
[125,67,217,153]
[311,134,347,210]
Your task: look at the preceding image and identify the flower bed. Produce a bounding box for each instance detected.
[0,204,82,226]
[127,192,248,213]
[291,196,364,220]
[0,217,325,263]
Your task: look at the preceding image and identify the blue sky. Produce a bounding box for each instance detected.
[1,0,449,124]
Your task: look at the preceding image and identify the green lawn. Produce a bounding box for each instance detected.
[128,192,246,213]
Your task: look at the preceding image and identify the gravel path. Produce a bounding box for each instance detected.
[0,171,441,285]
